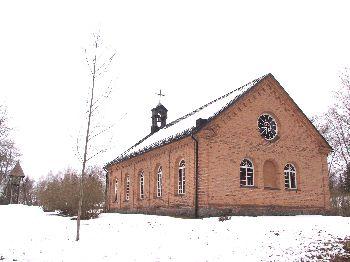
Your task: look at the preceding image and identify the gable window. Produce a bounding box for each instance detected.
[178,160,186,194]
[284,164,297,189]
[139,171,145,199]
[114,178,118,202]
[125,176,130,201]
[157,166,163,197]
[240,159,254,186]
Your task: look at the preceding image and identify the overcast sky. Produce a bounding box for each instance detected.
[1,0,349,180]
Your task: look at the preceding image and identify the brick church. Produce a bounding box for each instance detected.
[105,73,331,217]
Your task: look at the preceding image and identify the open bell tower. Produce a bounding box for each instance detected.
[151,90,168,134]
[151,103,168,134]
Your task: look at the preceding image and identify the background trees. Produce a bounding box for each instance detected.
[18,176,36,205]
[315,68,350,216]
[0,106,21,204]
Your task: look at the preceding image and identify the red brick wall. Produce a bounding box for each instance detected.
[107,136,197,216]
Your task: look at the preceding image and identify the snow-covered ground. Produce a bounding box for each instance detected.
[0,205,349,262]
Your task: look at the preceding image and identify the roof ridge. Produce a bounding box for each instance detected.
[164,73,269,129]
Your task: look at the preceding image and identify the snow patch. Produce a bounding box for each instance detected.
[0,205,350,261]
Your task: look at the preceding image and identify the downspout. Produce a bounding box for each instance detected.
[133,163,135,209]
[103,167,109,212]
[191,133,199,218]
[168,149,171,207]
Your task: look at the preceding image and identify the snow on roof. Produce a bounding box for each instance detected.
[107,73,269,166]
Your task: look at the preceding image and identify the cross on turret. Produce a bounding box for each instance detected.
[156,89,165,103]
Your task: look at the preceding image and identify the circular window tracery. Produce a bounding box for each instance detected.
[258,114,278,140]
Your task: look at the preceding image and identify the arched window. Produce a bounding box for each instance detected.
[139,171,145,199]
[284,164,297,189]
[240,159,254,186]
[114,178,118,202]
[178,160,186,194]
[125,176,130,201]
[157,166,163,197]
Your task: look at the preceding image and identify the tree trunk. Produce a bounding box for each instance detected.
[76,51,97,241]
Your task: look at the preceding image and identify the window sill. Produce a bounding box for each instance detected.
[285,188,298,192]
[264,187,280,190]
[240,185,257,189]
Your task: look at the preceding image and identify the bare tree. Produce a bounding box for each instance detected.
[314,67,350,215]
[76,33,117,241]
[19,176,35,205]
[0,105,20,204]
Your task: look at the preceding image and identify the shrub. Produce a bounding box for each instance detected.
[36,168,104,219]
[218,215,231,222]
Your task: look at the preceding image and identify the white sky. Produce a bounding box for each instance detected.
[1,0,350,180]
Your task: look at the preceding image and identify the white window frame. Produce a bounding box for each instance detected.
[139,171,145,199]
[240,159,254,187]
[125,176,130,201]
[178,160,186,194]
[114,178,118,202]
[157,166,163,197]
[284,163,297,189]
